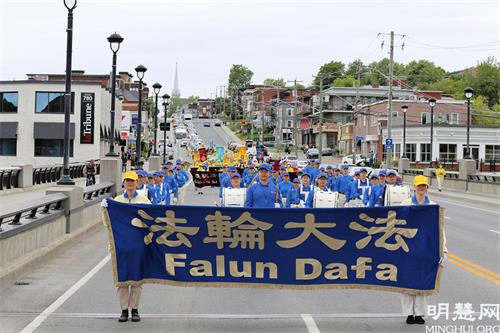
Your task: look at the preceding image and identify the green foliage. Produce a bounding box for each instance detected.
[345,59,364,77]
[263,78,286,87]
[473,57,500,107]
[418,77,468,95]
[367,58,406,84]
[405,59,445,86]
[313,61,345,87]
[228,64,254,95]
[331,76,357,87]
[471,96,500,126]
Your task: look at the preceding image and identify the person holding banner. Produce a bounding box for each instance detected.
[399,175,447,325]
[285,178,302,208]
[245,164,282,208]
[305,173,337,208]
[100,171,150,322]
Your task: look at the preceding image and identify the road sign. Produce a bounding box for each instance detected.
[385,138,393,150]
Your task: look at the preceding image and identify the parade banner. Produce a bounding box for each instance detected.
[104,201,444,295]
[216,146,225,163]
[190,167,221,188]
[198,147,208,162]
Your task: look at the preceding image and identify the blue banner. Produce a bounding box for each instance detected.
[104,201,444,295]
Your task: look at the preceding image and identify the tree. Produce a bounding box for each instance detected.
[418,77,468,96]
[471,95,500,126]
[228,64,254,96]
[313,61,345,87]
[367,58,406,85]
[331,76,356,87]
[473,57,500,107]
[263,78,286,87]
[345,59,364,77]
[405,60,445,86]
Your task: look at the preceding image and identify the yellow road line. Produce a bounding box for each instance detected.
[447,256,500,286]
[448,253,500,279]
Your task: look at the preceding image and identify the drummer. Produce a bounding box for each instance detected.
[305,173,332,208]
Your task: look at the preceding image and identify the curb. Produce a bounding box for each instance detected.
[0,220,103,290]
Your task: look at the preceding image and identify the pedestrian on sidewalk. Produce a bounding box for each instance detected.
[436,164,446,192]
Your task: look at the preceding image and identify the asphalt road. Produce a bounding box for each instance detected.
[1,123,499,333]
[192,118,233,147]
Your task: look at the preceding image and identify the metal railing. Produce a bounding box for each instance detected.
[0,167,21,190]
[83,181,114,201]
[32,161,100,186]
[0,193,67,231]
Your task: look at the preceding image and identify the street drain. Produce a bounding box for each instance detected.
[14,281,30,285]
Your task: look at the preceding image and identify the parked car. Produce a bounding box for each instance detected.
[296,160,309,170]
[203,122,210,127]
[214,122,222,127]
[281,155,298,164]
[306,148,319,159]
[342,154,367,165]
[180,139,189,147]
[322,147,333,156]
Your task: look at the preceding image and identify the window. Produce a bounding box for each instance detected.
[450,113,459,125]
[287,108,293,117]
[392,111,398,118]
[439,144,457,162]
[394,143,401,158]
[405,143,417,162]
[0,138,16,156]
[420,143,431,162]
[286,120,293,128]
[485,145,500,162]
[35,92,74,113]
[421,112,429,124]
[0,92,18,112]
[34,139,74,157]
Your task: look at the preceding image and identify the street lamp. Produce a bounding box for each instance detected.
[152,82,162,156]
[162,94,171,164]
[428,98,436,166]
[105,32,124,157]
[134,64,147,168]
[57,0,78,185]
[401,105,408,158]
[464,87,474,159]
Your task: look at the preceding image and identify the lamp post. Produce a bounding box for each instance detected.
[105,32,124,157]
[162,94,170,164]
[428,98,436,165]
[58,0,77,185]
[134,64,147,168]
[401,104,408,158]
[152,82,162,156]
[464,87,474,159]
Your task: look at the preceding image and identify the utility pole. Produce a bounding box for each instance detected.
[287,79,303,157]
[222,86,226,117]
[351,66,361,165]
[220,86,223,117]
[378,30,405,167]
[318,78,324,162]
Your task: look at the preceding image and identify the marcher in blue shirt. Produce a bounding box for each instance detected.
[363,173,379,206]
[219,172,244,204]
[298,173,313,204]
[270,169,282,186]
[336,164,353,195]
[348,168,370,203]
[368,170,388,207]
[245,164,282,208]
[219,166,229,186]
[278,172,293,198]
[243,167,257,187]
[152,171,171,205]
[303,160,315,177]
[163,167,179,203]
[328,167,340,191]
[305,173,331,208]
[285,178,302,208]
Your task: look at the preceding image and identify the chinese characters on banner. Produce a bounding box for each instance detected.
[104,201,443,295]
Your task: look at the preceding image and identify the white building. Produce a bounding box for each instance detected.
[384,125,500,168]
[0,80,122,167]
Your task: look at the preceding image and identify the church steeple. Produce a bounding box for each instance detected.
[171,62,181,98]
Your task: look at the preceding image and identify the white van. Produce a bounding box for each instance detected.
[183,114,193,121]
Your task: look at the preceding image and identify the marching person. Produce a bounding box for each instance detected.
[348,168,370,206]
[335,165,353,207]
[298,173,313,206]
[163,167,179,204]
[220,173,246,207]
[305,173,336,208]
[285,178,302,208]
[153,171,171,205]
[363,173,379,206]
[245,164,283,208]
[278,172,292,206]
[136,170,154,202]
[100,171,150,323]
[400,175,447,325]
[243,166,257,187]
[436,164,446,192]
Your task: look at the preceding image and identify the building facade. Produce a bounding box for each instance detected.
[0,79,121,167]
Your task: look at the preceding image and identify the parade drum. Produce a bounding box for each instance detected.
[314,191,339,208]
[223,188,246,207]
[385,185,411,206]
[348,198,364,207]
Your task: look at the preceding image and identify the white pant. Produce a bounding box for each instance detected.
[401,294,428,316]
[437,177,444,190]
[117,285,143,310]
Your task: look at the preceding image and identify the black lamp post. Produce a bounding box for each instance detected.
[152,83,162,156]
[428,98,436,165]
[105,32,124,157]
[162,94,170,164]
[401,105,408,158]
[134,64,147,168]
[58,0,77,185]
[464,87,474,159]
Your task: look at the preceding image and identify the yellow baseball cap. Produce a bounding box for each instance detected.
[413,175,429,187]
[123,171,138,181]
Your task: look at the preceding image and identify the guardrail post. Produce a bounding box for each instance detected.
[46,186,84,234]
[99,157,121,195]
[13,164,33,189]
